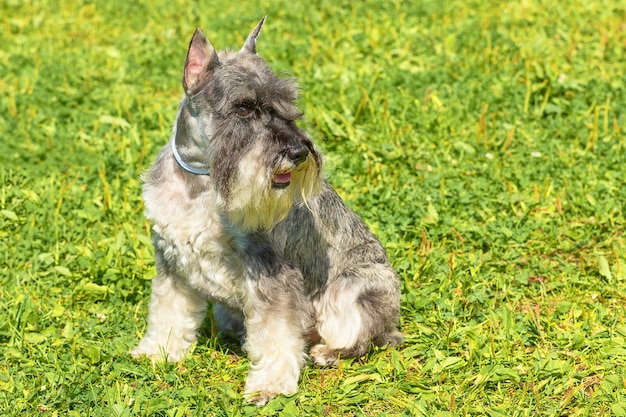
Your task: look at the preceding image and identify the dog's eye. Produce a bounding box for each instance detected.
[235,102,255,117]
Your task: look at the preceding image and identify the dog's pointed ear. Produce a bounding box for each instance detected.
[183,28,219,96]
[240,16,266,54]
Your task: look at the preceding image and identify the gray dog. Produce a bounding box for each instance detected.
[132,18,403,405]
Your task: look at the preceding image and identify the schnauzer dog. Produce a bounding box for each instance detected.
[132,17,403,405]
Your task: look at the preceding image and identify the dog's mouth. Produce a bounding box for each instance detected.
[272,172,292,189]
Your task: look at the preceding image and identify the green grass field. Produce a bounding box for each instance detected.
[1,0,625,415]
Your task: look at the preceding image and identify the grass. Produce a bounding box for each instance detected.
[1,0,625,415]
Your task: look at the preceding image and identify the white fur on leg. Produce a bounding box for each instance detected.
[311,283,364,366]
[131,273,207,362]
[242,309,306,405]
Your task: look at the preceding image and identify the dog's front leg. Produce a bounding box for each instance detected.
[240,257,313,405]
[132,270,207,362]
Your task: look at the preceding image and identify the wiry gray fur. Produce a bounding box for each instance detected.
[132,18,403,406]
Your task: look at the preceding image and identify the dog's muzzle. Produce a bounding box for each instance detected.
[273,172,293,188]
[272,145,310,189]
[287,144,309,167]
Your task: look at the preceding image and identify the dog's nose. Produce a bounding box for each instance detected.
[287,145,309,166]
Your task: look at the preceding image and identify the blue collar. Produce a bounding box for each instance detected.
[171,136,211,175]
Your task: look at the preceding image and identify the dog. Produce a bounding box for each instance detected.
[131,17,403,405]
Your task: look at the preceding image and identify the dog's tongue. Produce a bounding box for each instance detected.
[275,172,292,184]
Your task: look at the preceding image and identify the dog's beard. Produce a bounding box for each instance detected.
[225,143,320,231]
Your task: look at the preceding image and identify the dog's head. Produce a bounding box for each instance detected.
[173,18,322,231]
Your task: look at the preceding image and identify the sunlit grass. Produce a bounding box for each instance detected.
[1,0,625,415]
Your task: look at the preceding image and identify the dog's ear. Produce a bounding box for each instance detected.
[183,28,219,96]
[240,16,266,54]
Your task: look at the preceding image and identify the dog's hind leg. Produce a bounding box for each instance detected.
[131,271,207,362]
[310,264,403,366]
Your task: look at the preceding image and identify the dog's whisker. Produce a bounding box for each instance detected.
[299,163,315,215]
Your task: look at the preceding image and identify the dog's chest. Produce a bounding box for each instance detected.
[147,189,245,305]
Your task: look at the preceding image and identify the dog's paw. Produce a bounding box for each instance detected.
[309,343,340,366]
[130,346,164,362]
[244,388,296,407]
[245,391,277,407]
[244,374,298,406]
[131,343,185,363]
